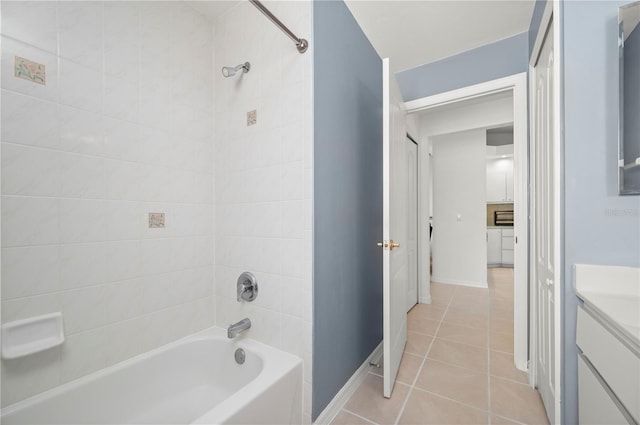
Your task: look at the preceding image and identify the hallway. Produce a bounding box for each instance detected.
[331,268,549,425]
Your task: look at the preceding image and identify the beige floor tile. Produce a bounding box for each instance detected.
[490,331,514,353]
[345,374,410,425]
[430,282,456,307]
[455,285,490,299]
[437,321,488,348]
[490,294,514,307]
[415,359,489,410]
[450,294,490,313]
[407,315,440,336]
[405,331,433,356]
[491,377,549,425]
[443,309,489,329]
[331,410,375,425]
[398,388,489,425]
[428,338,488,372]
[490,316,514,335]
[396,352,423,385]
[490,305,514,320]
[409,303,446,321]
[491,415,520,424]
[490,350,528,385]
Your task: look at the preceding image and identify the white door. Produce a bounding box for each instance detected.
[382,57,408,398]
[532,21,556,423]
[406,138,418,311]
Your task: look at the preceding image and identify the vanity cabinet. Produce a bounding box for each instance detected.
[577,306,639,423]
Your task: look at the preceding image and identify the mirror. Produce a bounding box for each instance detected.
[619,1,640,194]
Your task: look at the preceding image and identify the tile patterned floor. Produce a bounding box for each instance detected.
[331,268,550,425]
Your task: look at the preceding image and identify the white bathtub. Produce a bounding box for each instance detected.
[1,327,303,425]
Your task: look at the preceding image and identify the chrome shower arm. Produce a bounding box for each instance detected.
[249,0,309,54]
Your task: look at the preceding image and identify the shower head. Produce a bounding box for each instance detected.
[222,62,250,77]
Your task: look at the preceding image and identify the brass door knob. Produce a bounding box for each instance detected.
[389,240,400,250]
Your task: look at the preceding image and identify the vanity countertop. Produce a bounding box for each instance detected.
[575,264,640,348]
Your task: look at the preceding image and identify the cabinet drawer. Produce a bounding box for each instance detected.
[577,307,640,422]
[578,355,630,424]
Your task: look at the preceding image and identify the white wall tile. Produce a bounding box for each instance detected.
[2,293,63,324]
[1,37,59,103]
[1,143,61,197]
[103,117,140,161]
[104,76,140,123]
[104,159,141,201]
[58,105,104,156]
[104,201,143,241]
[59,199,106,244]
[2,245,60,300]
[61,286,108,335]
[60,327,107,384]
[1,0,225,407]
[1,90,59,149]
[1,196,59,247]
[105,240,142,283]
[0,1,58,53]
[58,59,102,113]
[60,243,106,290]
[58,1,103,70]
[59,153,105,199]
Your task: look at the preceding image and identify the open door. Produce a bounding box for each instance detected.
[382,58,408,398]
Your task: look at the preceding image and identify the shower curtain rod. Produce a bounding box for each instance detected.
[249,0,309,53]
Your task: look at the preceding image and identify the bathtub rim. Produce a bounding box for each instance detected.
[1,326,303,423]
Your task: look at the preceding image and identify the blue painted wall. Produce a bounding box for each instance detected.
[623,22,640,191]
[396,32,529,101]
[312,0,383,420]
[562,1,640,422]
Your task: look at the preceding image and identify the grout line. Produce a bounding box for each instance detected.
[341,408,379,425]
[392,287,456,425]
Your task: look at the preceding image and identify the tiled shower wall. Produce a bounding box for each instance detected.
[1,1,215,406]
[212,1,313,422]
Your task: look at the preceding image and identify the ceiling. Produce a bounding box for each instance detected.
[344,0,536,73]
[187,1,536,74]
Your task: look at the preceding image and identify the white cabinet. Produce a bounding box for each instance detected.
[501,228,514,266]
[486,158,514,202]
[487,228,514,266]
[487,229,502,264]
[505,167,514,202]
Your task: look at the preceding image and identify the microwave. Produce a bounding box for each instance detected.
[494,210,514,226]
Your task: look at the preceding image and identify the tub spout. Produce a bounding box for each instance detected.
[227,318,251,339]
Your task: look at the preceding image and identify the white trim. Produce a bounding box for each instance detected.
[313,343,383,425]
[405,72,529,373]
[431,277,488,289]
[528,4,563,423]
[405,74,524,113]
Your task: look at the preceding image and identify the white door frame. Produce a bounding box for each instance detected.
[405,72,529,371]
[529,1,563,423]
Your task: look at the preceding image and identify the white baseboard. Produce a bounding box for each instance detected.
[314,342,383,425]
[419,296,432,304]
[431,276,488,288]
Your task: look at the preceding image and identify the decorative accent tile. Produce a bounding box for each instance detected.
[15,56,46,85]
[148,213,165,228]
[247,110,257,126]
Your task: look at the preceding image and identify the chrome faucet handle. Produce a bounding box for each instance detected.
[237,272,258,302]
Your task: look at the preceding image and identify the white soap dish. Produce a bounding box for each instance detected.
[1,313,65,360]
